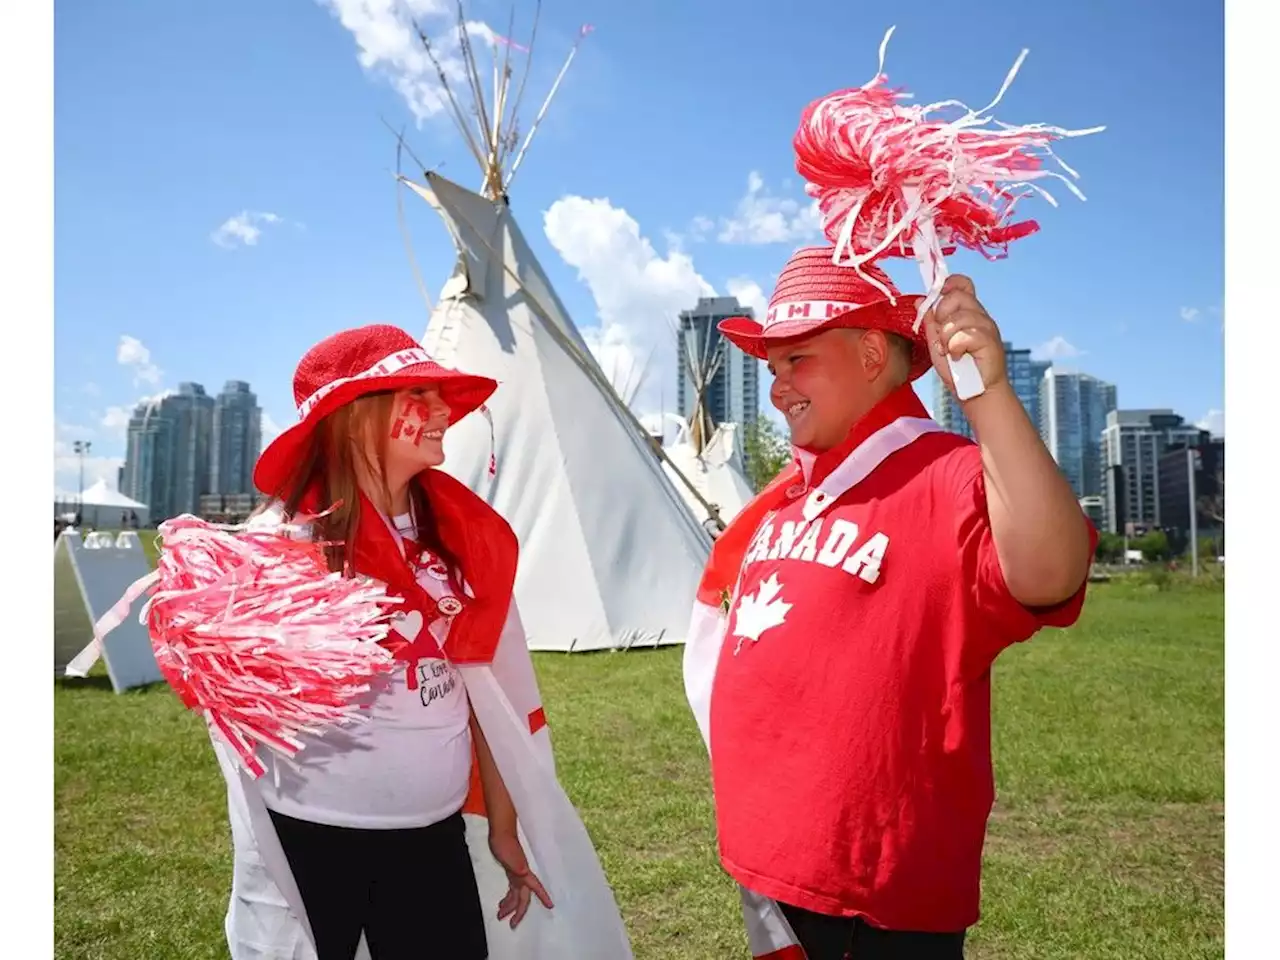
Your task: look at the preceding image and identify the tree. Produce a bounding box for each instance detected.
[743,417,792,493]
[1096,532,1124,563]
[1134,529,1171,563]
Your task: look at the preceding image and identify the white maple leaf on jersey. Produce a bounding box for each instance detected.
[731,574,792,653]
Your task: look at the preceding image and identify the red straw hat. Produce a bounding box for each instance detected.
[718,246,931,380]
[254,324,497,497]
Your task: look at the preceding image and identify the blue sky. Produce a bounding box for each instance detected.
[53,0,1224,493]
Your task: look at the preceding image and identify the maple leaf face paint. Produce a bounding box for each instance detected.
[387,386,450,469]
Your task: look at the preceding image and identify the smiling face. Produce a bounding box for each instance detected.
[385,385,452,471]
[765,327,908,451]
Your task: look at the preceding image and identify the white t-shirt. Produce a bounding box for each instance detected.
[256,511,474,830]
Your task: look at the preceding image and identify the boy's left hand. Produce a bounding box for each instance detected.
[924,275,1009,398]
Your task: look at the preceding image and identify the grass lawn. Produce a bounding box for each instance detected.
[54,573,1223,959]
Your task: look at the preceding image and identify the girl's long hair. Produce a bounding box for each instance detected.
[265,390,457,577]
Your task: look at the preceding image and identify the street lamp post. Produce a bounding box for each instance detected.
[1187,446,1200,576]
[73,440,91,519]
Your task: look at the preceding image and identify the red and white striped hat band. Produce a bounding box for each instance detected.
[297,347,434,419]
[763,299,866,330]
[715,246,933,378]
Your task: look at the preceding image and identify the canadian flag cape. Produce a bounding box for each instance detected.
[682,410,945,959]
[217,470,633,959]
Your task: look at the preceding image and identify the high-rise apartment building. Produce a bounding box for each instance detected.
[167,382,215,517]
[121,396,179,521]
[211,380,263,496]
[1101,409,1206,533]
[676,296,760,441]
[1040,370,1117,499]
[122,380,257,524]
[933,342,1048,438]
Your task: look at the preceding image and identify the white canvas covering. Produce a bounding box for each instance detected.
[54,479,151,528]
[409,172,712,652]
[662,422,755,534]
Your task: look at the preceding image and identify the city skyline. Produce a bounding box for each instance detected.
[118,379,262,524]
[51,2,1223,499]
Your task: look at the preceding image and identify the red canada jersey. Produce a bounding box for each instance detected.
[708,390,1092,933]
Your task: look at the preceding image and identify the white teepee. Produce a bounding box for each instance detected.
[396,10,718,651]
[660,313,756,532]
[662,422,755,535]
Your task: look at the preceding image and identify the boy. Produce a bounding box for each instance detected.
[684,245,1096,959]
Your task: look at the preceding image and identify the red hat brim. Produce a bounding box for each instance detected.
[253,361,497,497]
[718,298,933,381]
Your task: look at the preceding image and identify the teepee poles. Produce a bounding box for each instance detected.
[505,23,591,192]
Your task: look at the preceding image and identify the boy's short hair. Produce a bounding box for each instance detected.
[884,332,915,381]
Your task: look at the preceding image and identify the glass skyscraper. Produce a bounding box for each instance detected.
[676,296,760,444]
[211,380,263,496]
[123,380,259,523]
[1040,370,1117,499]
[1101,409,1206,533]
[933,341,1048,439]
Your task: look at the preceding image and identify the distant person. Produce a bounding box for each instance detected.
[128,509,139,529]
[683,249,1097,960]
[121,511,128,528]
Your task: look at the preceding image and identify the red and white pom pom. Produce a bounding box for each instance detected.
[93,514,402,779]
[793,27,1102,396]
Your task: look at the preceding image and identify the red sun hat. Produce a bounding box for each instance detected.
[254,324,497,497]
[718,246,932,380]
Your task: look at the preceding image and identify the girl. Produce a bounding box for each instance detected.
[217,324,631,959]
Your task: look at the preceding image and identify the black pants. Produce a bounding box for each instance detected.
[780,902,966,960]
[269,809,488,960]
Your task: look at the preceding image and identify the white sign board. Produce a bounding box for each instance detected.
[55,529,163,692]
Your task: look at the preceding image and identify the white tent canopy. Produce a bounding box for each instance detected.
[54,480,150,528]
[411,172,712,652]
[662,422,755,534]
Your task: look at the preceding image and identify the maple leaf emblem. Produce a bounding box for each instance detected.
[731,574,792,654]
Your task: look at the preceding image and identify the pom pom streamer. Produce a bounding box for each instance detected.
[77,514,402,778]
[794,26,1103,399]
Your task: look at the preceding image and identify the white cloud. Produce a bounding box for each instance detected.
[688,215,714,242]
[101,389,176,437]
[117,335,162,385]
[582,324,651,406]
[1196,408,1224,437]
[725,277,769,323]
[1031,335,1084,362]
[261,412,286,448]
[211,210,284,249]
[53,433,125,496]
[318,0,498,124]
[717,171,822,246]
[56,420,95,438]
[543,194,715,415]
[101,406,132,435]
[1179,306,1200,323]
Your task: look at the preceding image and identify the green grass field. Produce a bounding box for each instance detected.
[54,574,1223,959]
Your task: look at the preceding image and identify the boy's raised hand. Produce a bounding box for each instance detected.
[924,274,1008,400]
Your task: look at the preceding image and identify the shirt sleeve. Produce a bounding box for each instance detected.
[949,448,1097,663]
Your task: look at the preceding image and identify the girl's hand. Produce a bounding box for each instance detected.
[489,829,554,928]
